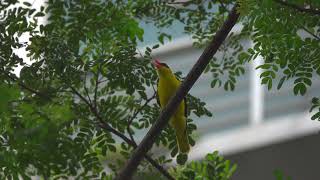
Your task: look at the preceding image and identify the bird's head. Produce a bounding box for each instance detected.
[152,59,172,75]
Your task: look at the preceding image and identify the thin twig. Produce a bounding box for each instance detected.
[300,25,320,40]
[94,72,99,109]
[98,123,174,180]
[70,87,174,180]
[126,92,156,144]
[151,84,157,94]
[273,0,320,16]
[128,92,156,126]
[98,79,108,84]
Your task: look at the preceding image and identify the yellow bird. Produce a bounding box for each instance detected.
[152,59,190,153]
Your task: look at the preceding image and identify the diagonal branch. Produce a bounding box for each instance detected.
[98,122,174,180]
[273,0,320,16]
[115,4,240,180]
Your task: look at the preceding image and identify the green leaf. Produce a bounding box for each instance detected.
[23,2,32,6]
[158,33,172,44]
[126,18,144,41]
[0,83,20,113]
[260,71,270,78]
[238,52,250,63]
[267,79,272,90]
[171,147,178,157]
[177,153,188,165]
[34,12,45,17]
[248,48,255,54]
[293,83,306,96]
[152,44,160,49]
[256,64,271,70]
[277,76,286,90]
[311,112,320,120]
[312,97,319,104]
[108,145,117,152]
[210,79,221,88]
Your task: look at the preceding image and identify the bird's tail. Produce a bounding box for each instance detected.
[175,128,190,153]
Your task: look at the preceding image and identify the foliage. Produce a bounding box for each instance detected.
[169,151,237,180]
[273,169,292,180]
[195,0,320,95]
[0,0,212,179]
[190,0,320,127]
[246,1,319,95]
[310,97,320,121]
[1,0,319,179]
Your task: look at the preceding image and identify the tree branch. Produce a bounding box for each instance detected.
[98,122,174,180]
[127,92,156,145]
[93,72,99,108]
[70,87,174,180]
[115,4,240,180]
[19,81,169,179]
[300,25,320,40]
[273,0,320,16]
[2,38,173,180]
[5,73,50,99]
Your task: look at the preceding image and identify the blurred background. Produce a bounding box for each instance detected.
[14,0,320,179]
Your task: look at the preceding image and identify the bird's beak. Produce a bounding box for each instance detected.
[152,59,162,69]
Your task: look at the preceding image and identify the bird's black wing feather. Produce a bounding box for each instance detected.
[184,97,188,136]
[173,73,188,118]
[184,97,188,118]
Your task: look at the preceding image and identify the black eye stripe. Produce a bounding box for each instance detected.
[160,63,169,68]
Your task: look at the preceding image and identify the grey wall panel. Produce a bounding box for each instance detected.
[227,133,320,180]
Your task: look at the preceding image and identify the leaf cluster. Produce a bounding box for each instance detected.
[1,0,214,178]
[170,151,237,180]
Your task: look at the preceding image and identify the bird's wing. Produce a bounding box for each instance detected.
[184,97,188,118]
[184,97,188,135]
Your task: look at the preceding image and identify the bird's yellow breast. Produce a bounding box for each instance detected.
[157,72,185,119]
